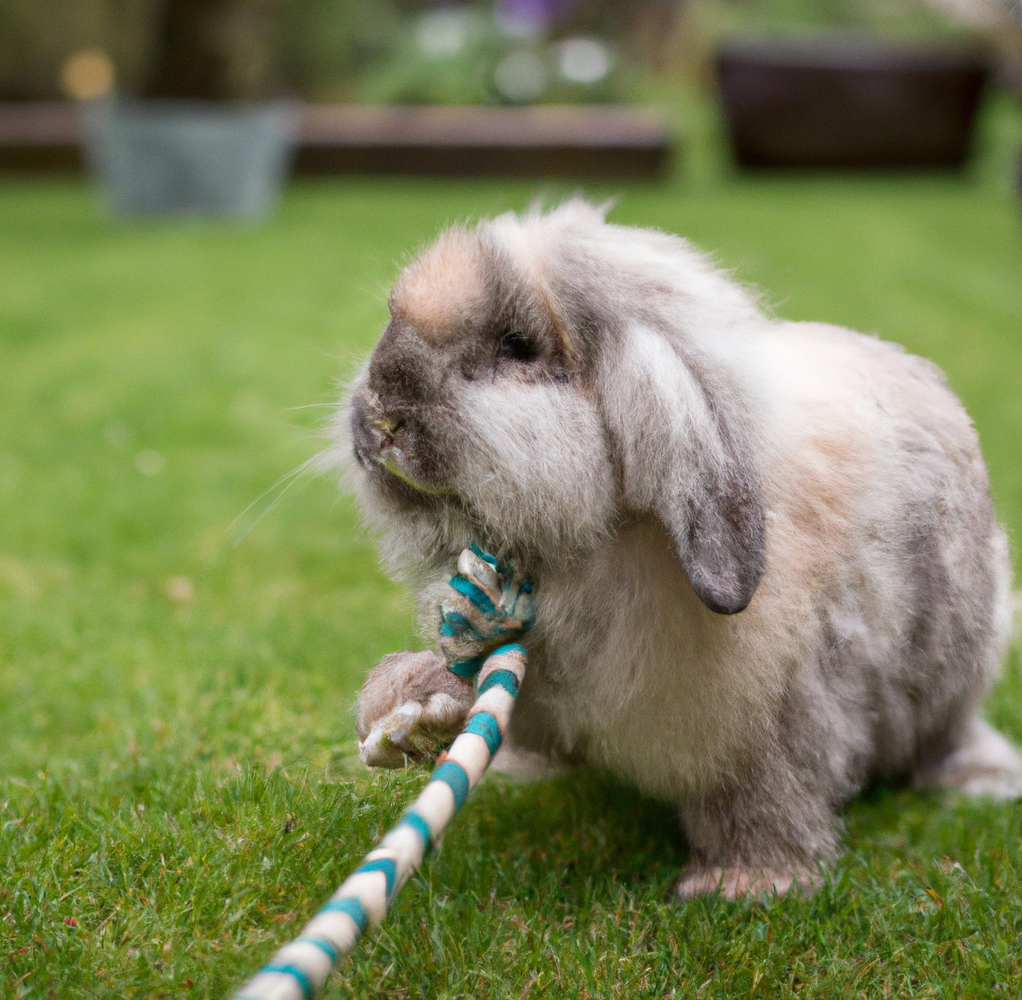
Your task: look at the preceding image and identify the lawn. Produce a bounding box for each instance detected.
[2,90,1022,999]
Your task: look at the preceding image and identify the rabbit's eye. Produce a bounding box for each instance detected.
[498,329,537,362]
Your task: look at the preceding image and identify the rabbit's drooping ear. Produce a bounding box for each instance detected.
[660,453,766,616]
[603,327,766,615]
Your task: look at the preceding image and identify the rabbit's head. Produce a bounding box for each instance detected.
[345,201,766,614]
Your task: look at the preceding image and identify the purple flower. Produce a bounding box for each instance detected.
[496,0,586,28]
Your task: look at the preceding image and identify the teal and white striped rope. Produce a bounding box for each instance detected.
[231,548,532,1000]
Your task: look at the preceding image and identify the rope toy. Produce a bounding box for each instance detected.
[231,547,535,1000]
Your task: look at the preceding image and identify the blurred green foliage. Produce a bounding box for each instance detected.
[354,7,631,106]
[0,0,160,99]
[694,0,969,35]
[0,0,998,103]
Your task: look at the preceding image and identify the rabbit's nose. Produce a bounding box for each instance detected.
[371,414,405,442]
[351,391,397,469]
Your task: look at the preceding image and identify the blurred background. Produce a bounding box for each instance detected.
[1,0,1021,104]
[3,0,1022,198]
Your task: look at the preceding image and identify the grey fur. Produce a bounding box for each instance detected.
[330,201,1019,899]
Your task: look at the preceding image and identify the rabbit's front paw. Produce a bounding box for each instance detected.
[356,650,474,768]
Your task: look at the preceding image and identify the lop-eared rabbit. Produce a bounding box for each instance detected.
[338,201,1020,899]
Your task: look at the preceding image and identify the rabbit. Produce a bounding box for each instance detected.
[332,199,1020,900]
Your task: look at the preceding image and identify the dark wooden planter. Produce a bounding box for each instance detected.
[715,35,989,169]
[0,103,671,180]
[294,105,671,179]
[0,102,81,172]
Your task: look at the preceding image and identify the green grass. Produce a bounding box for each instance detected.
[2,91,1022,998]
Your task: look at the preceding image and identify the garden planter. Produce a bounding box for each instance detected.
[715,35,989,169]
[80,98,298,217]
[294,104,671,179]
[0,103,81,171]
[1,102,670,180]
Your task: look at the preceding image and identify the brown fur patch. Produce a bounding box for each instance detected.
[390,228,486,344]
[785,435,857,540]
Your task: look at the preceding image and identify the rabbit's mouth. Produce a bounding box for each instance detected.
[379,451,452,497]
[364,434,452,498]
[351,391,455,498]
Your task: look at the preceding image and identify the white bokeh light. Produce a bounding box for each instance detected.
[493,50,548,102]
[556,37,613,84]
[415,6,472,57]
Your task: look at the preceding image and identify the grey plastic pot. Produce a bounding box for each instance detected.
[81,98,299,217]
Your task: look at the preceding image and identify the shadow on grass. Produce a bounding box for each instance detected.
[438,770,689,904]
